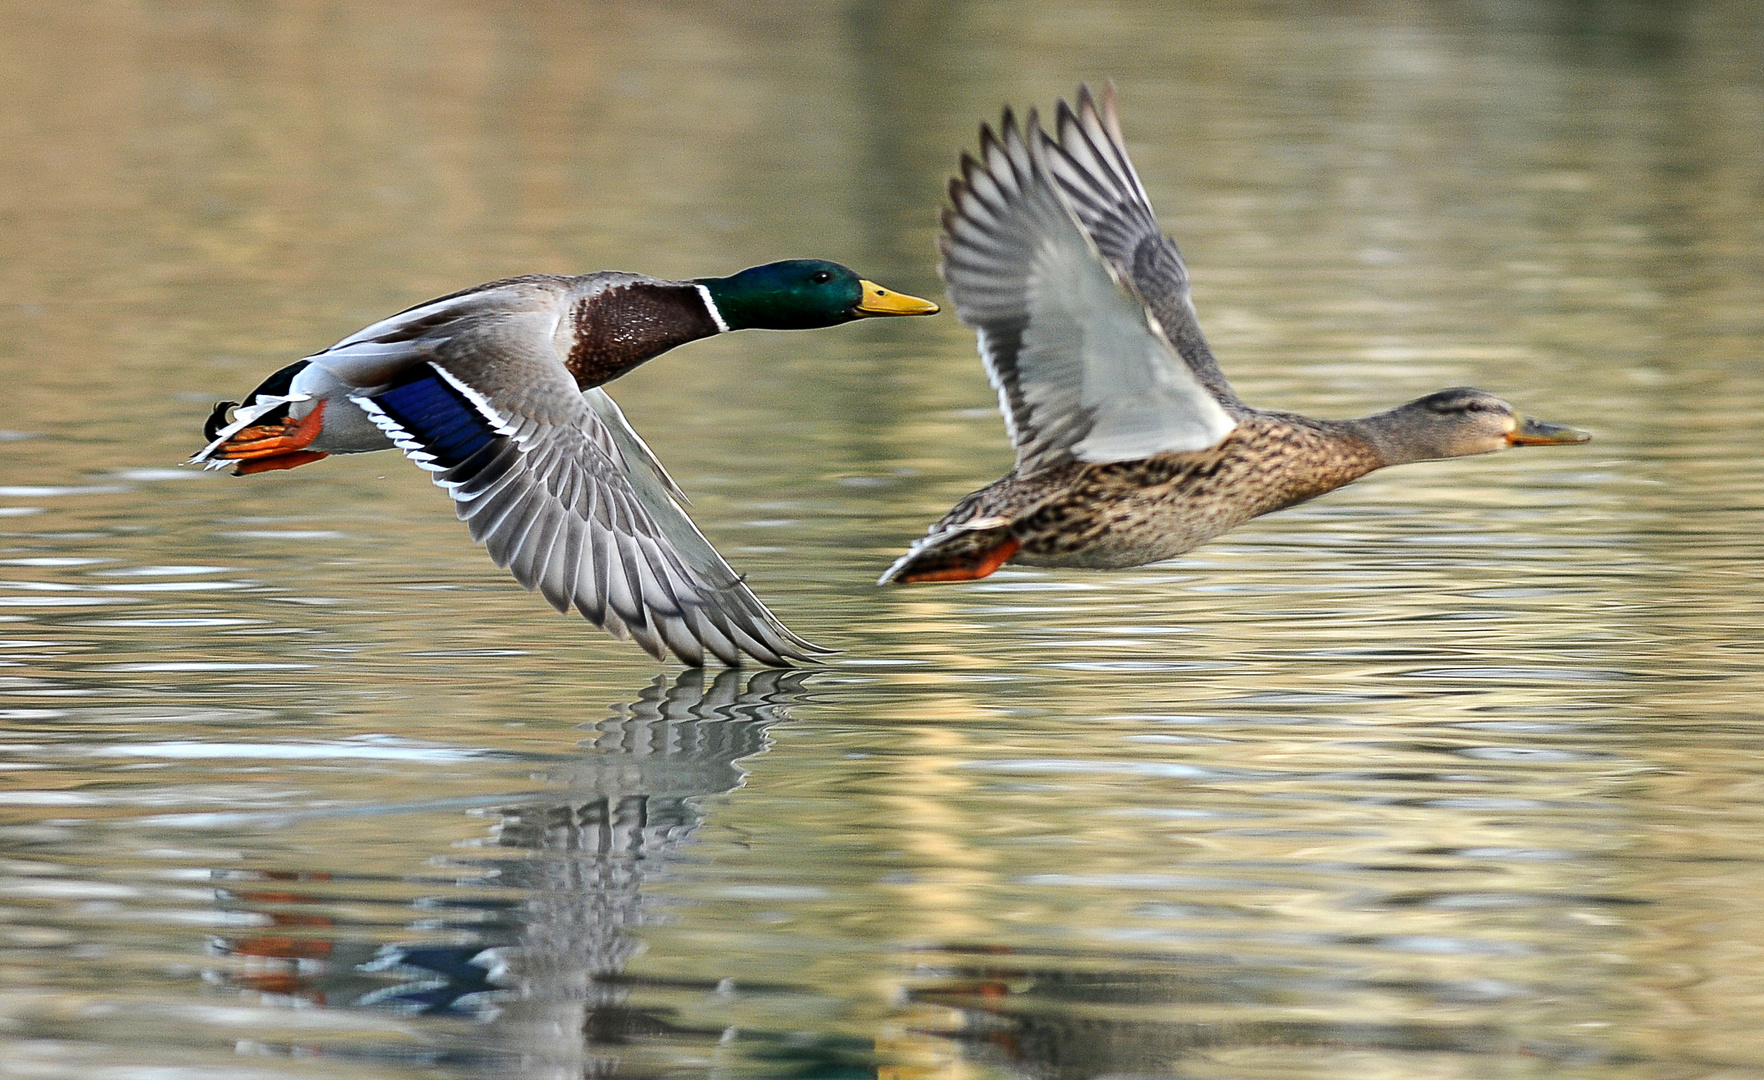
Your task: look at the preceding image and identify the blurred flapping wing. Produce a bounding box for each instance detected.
[1039,84,1241,407]
[939,100,1237,476]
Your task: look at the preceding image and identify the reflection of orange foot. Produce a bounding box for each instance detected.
[216,401,329,475]
[235,450,328,475]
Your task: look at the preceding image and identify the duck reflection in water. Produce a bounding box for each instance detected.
[909,944,1532,1077]
[191,673,1534,1078]
[480,668,805,1066]
[208,670,807,1071]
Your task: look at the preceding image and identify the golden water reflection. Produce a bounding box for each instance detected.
[1,1,1762,1077]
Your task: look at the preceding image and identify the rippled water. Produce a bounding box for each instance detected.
[3,2,1763,1077]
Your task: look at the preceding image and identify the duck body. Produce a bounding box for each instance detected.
[202,264,933,469]
[881,87,1587,586]
[192,260,938,666]
[926,413,1383,574]
[250,272,732,462]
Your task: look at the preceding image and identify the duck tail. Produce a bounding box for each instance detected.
[878,517,1020,585]
[188,359,330,474]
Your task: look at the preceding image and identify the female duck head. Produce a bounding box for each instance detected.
[1361,387,1591,466]
[696,260,938,331]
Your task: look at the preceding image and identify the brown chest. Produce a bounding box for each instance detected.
[564,283,722,388]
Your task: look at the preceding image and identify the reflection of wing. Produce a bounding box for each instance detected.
[939,106,1237,476]
[486,669,806,1066]
[1041,85,1242,408]
[544,668,806,799]
[350,310,828,667]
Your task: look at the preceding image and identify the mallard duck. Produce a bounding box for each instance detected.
[191,260,938,666]
[881,86,1588,586]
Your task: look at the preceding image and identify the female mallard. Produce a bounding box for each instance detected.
[881,86,1588,586]
[191,260,937,666]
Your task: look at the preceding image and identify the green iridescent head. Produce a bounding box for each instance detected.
[695,259,938,331]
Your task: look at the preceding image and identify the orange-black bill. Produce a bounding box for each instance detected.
[1508,416,1591,446]
[854,280,940,317]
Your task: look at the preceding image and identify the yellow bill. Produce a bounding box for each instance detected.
[855,280,940,317]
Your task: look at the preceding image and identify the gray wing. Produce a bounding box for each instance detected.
[344,299,827,667]
[939,107,1236,477]
[1039,85,1243,409]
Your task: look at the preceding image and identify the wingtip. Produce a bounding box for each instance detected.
[1056,91,1082,131]
[1066,81,1111,116]
[977,121,1004,162]
[699,638,836,670]
[789,638,841,661]
[737,608,839,667]
[956,151,982,191]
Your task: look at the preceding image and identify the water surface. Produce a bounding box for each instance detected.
[2,2,1763,1077]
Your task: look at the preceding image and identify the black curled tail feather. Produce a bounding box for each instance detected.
[201,359,315,446]
[203,402,239,443]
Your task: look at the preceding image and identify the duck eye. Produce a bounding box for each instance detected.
[811,270,834,284]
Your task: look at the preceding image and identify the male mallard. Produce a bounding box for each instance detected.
[881,87,1587,585]
[192,260,937,666]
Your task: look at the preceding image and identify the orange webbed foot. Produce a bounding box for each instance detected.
[214,400,329,474]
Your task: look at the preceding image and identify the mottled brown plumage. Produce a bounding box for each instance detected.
[964,415,1382,568]
[882,87,1588,586]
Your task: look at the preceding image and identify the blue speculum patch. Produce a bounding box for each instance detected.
[373,373,498,469]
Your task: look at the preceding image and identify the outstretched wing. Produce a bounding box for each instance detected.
[1039,84,1241,408]
[348,307,827,667]
[939,106,1236,476]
